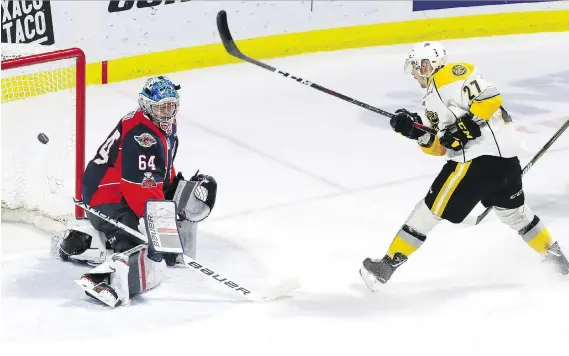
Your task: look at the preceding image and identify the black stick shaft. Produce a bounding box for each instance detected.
[216,10,395,120]
[74,198,148,244]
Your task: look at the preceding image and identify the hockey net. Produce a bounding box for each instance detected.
[1,44,85,232]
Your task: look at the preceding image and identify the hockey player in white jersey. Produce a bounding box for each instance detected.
[360,41,569,291]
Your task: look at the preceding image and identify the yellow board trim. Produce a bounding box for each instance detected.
[387,236,418,259]
[86,62,103,85]
[105,9,569,84]
[470,94,503,120]
[3,9,568,98]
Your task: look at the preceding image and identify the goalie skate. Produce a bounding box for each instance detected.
[75,275,121,308]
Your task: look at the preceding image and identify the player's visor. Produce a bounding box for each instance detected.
[404,59,431,76]
[404,59,416,74]
[150,98,178,120]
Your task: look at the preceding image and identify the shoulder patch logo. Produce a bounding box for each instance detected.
[141,172,157,188]
[452,64,468,77]
[134,133,157,148]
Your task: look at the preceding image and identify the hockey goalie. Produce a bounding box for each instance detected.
[52,76,217,307]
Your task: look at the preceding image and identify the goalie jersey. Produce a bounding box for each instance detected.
[418,62,521,162]
[82,110,178,218]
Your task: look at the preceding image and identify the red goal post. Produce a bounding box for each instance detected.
[1,46,86,225]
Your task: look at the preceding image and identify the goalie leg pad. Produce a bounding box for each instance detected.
[126,246,167,296]
[76,245,166,307]
[76,251,131,307]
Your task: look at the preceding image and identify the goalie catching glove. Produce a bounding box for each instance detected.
[171,170,217,223]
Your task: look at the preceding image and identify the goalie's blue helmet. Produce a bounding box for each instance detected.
[138,75,181,132]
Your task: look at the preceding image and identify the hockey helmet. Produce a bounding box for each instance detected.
[404,41,447,78]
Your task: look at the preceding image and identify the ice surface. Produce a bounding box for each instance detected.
[2,32,569,355]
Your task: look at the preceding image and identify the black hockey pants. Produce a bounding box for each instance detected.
[86,198,141,253]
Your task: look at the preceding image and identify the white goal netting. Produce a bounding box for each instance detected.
[1,44,82,231]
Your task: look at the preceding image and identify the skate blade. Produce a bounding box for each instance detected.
[74,280,119,308]
[359,267,382,292]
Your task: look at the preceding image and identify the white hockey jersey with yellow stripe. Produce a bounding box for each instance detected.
[418,62,521,163]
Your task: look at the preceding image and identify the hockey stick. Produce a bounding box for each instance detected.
[217,10,394,117]
[73,198,300,302]
[216,10,438,135]
[462,118,569,226]
[73,198,148,244]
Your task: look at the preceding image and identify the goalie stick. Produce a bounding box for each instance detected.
[73,198,301,302]
[462,118,569,226]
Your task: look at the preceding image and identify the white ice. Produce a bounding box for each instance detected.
[2,32,569,355]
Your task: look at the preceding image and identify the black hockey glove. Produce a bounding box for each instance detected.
[164,171,185,200]
[390,109,424,140]
[439,113,482,151]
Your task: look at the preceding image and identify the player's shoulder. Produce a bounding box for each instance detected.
[431,62,477,88]
[121,110,163,136]
[120,110,166,150]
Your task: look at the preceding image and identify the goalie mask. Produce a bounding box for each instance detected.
[139,76,181,133]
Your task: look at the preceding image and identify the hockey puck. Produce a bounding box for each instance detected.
[37,133,49,144]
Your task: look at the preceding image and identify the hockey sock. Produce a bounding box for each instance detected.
[518,216,552,255]
[386,224,427,259]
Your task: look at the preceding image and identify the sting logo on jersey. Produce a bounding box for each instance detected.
[452,64,468,77]
[134,133,157,148]
[425,110,440,131]
[141,172,157,188]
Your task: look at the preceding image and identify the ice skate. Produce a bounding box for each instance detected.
[75,273,121,308]
[359,253,408,292]
[543,242,569,276]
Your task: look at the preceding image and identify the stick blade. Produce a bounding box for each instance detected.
[216,10,241,58]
